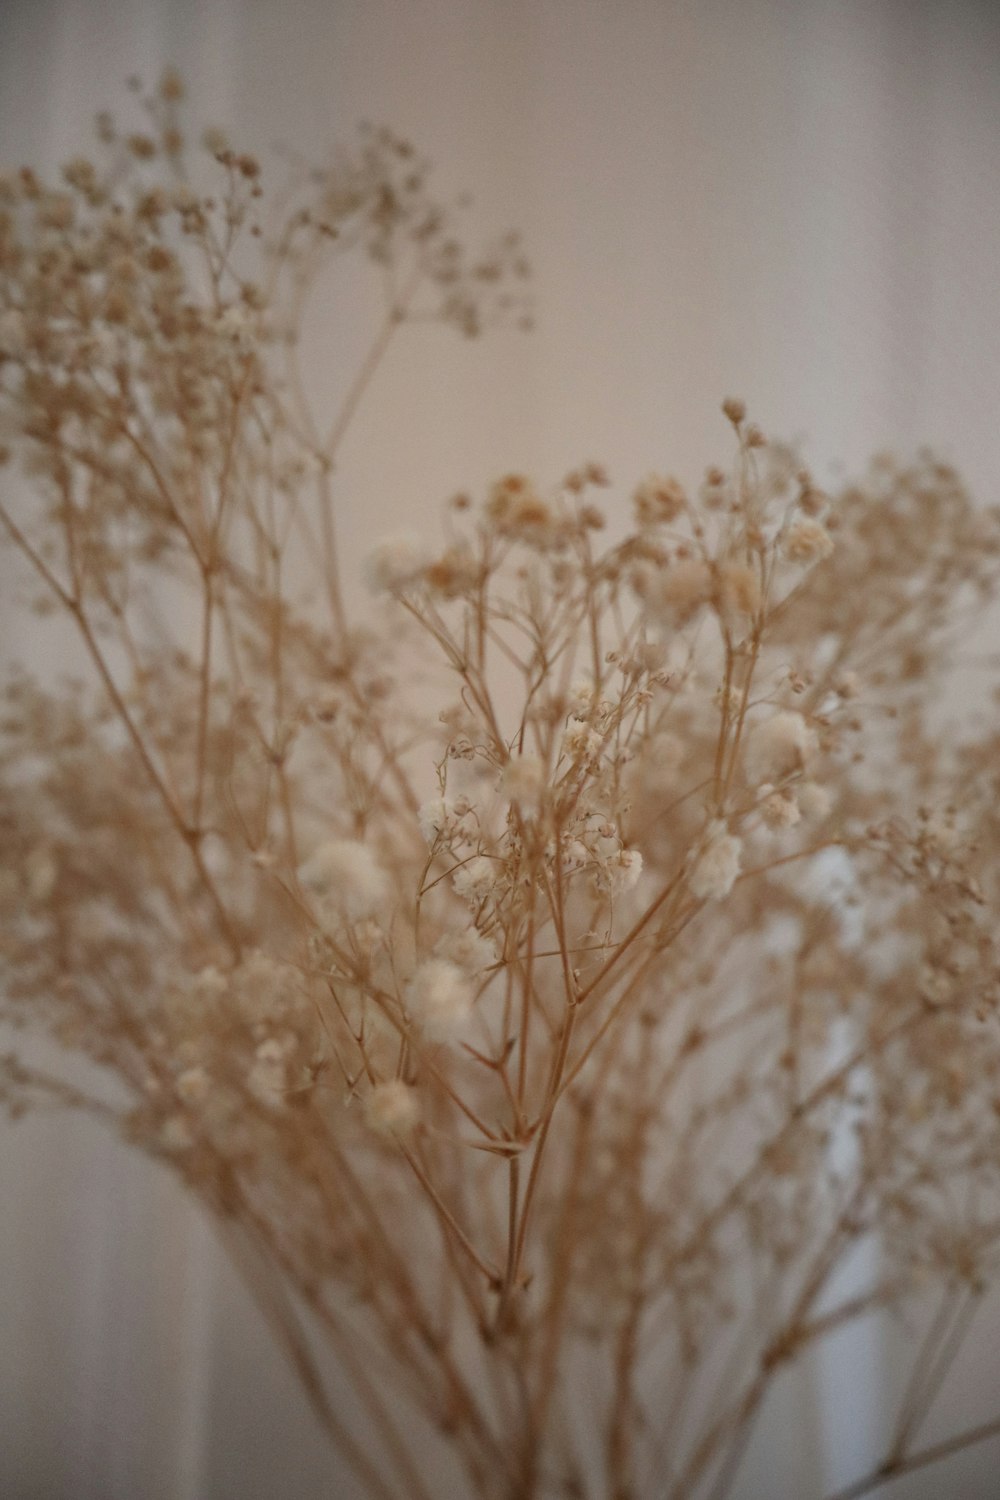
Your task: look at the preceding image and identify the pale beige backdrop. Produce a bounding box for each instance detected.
[2,1,1000,1497]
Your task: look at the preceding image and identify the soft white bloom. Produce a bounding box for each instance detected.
[191,965,229,1005]
[232,950,307,1025]
[436,926,497,974]
[558,837,590,874]
[562,721,602,762]
[248,1038,288,1106]
[216,304,253,343]
[418,795,454,844]
[922,813,959,855]
[594,824,621,858]
[352,920,387,961]
[783,518,834,564]
[568,680,600,720]
[689,823,742,900]
[718,561,761,620]
[452,855,497,903]
[407,958,473,1037]
[760,788,801,831]
[747,710,818,781]
[364,533,428,594]
[798,781,832,820]
[609,847,643,893]
[175,1066,210,1105]
[633,473,686,525]
[300,838,390,921]
[632,558,712,627]
[364,1079,420,1135]
[501,754,546,811]
[919,964,952,1008]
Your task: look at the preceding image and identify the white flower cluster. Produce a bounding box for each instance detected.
[300,838,390,922]
[633,473,686,526]
[451,855,497,904]
[407,958,474,1038]
[435,925,496,975]
[632,558,713,629]
[759,786,801,830]
[418,795,456,844]
[364,1079,420,1135]
[783,518,833,564]
[562,721,603,763]
[247,1037,292,1107]
[747,710,817,781]
[608,846,644,894]
[500,755,546,813]
[689,822,742,900]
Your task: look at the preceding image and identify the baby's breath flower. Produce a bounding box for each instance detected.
[501,754,545,812]
[300,838,390,921]
[176,1066,210,1104]
[364,1079,419,1135]
[798,781,832,820]
[485,474,555,543]
[247,1038,288,1106]
[747,710,817,781]
[609,847,643,893]
[568,680,601,720]
[418,795,454,844]
[451,855,496,903]
[760,788,801,830]
[407,958,473,1037]
[216,304,253,343]
[192,966,229,1004]
[559,836,590,873]
[423,546,479,598]
[632,558,713,628]
[435,927,496,974]
[562,721,602,763]
[718,561,761,619]
[783,518,834,564]
[633,473,686,526]
[689,823,742,900]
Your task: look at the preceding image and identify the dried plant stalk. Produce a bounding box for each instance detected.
[3,73,1000,1500]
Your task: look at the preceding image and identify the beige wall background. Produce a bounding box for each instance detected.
[2,1,1000,1496]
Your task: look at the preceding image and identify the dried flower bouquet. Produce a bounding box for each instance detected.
[3,72,1000,1500]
